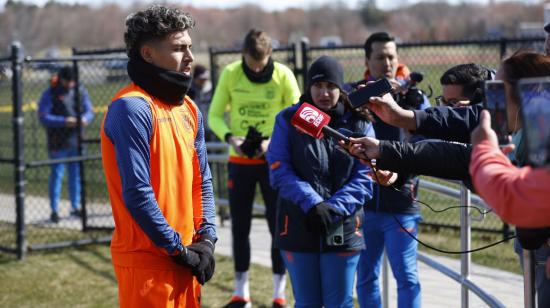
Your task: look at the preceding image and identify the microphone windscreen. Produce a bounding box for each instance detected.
[290,103,331,139]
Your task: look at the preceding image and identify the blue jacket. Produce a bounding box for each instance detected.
[38,85,94,151]
[267,100,374,253]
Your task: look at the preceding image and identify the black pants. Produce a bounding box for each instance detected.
[228,162,285,274]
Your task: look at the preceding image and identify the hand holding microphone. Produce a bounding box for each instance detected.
[290,102,351,143]
[290,103,397,186]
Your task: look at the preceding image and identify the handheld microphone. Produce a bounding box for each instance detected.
[399,71,424,90]
[290,103,350,143]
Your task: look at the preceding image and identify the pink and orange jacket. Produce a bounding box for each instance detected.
[470,140,550,228]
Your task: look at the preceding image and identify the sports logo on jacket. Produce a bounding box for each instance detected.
[299,106,323,127]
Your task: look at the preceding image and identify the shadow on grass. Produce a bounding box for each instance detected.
[66,245,116,283]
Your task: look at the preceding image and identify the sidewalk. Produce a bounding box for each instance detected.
[216,218,524,308]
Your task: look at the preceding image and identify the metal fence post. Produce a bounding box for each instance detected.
[501,223,510,241]
[499,37,507,60]
[300,38,309,93]
[523,249,536,308]
[11,41,26,260]
[208,47,217,91]
[290,42,299,80]
[71,49,88,231]
[460,185,471,308]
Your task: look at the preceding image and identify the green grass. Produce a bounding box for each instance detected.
[418,226,521,274]
[0,244,294,307]
[0,244,118,307]
[0,228,521,307]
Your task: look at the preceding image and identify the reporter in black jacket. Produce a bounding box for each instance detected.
[347,137,474,190]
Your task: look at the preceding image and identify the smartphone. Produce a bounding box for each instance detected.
[349,78,393,109]
[483,80,509,145]
[325,221,344,246]
[517,77,550,167]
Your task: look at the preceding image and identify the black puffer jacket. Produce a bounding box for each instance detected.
[377,139,474,191]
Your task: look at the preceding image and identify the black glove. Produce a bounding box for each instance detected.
[187,235,216,285]
[172,245,201,268]
[240,126,266,158]
[306,202,339,235]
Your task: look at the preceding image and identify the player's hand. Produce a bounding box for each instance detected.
[172,245,200,268]
[257,138,270,156]
[368,168,398,186]
[187,235,216,285]
[81,117,89,127]
[65,116,77,128]
[228,136,245,156]
[367,94,417,131]
[348,136,381,160]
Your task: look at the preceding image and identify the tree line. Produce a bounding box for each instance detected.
[0,0,545,56]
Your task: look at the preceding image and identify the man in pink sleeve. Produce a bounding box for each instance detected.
[469,110,550,228]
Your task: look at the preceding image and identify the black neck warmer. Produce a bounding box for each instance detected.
[127,56,192,105]
[242,56,274,84]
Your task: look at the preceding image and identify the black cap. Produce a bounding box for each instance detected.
[545,22,550,34]
[58,66,75,81]
[307,55,344,90]
[193,64,209,80]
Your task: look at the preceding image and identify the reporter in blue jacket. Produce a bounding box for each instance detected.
[266,56,374,308]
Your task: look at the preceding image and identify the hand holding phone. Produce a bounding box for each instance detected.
[349,78,393,109]
[518,77,550,167]
[483,80,509,145]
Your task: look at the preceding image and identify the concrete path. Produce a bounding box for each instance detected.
[215,218,524,308]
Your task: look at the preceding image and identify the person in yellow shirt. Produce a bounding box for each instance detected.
[208,29,301,308]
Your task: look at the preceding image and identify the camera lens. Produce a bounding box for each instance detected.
[334,235,343,245]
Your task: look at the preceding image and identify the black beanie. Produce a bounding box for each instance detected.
[307,55,344,90]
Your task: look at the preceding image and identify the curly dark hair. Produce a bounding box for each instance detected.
[124,5,195,59]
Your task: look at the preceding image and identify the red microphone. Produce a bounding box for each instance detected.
[290,103,350,143]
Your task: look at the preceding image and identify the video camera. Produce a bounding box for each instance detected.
[396,72,432,110]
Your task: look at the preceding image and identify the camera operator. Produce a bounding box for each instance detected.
[344,32,429,308]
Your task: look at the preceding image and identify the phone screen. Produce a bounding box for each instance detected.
[348,78,393,109]
[518,77,550,167]
[484,81,508,145]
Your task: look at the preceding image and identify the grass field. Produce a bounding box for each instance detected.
[0,225,521,307]
[0,244,294,308]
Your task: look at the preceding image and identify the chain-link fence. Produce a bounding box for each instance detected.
[0,54,16,255]
[0,36,544,258]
